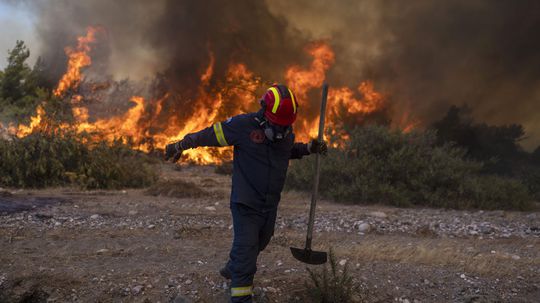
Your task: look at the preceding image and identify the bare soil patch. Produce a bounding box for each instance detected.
[0,164,538,302]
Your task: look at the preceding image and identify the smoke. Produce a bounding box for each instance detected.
[271,0,540,149]
[3,0,540,149]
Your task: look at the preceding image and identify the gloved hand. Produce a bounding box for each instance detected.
[308,139,328,155]
[164,141,184,163]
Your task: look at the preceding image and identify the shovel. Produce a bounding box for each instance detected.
[290,83,329,265]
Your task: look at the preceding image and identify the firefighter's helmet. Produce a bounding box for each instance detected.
[260,84,298,126]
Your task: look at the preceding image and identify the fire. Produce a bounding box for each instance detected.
[285,43,386,142]
[14,105,46,137]
[53,26,102,97]
[9,27,417,164]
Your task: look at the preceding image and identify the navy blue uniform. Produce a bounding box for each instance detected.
[179,112,310,302]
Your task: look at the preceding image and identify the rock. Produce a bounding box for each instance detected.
[339,259,347,266]
[96,249,109,255]
[357,223,370,232]
[204,206,216,211]
[128,210,138,216]
[266,286,277,293]
[132,285,144,295]
[90,214,101,220]
[184,279,192,285]
[147,224,156,229]
[478,225,494,234]
[511,254,521,260]
[460,274,466,279]
[368,211,387,218]
[276,260,283,266]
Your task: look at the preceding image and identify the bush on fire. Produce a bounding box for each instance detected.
[286,125,533,210]
[0,131,158,189]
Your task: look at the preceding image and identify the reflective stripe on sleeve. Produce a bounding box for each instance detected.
[288,88,297,113]
[269,87,281,113]
[231,285,253,297]
[213,122,228,146]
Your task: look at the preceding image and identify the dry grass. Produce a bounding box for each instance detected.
[334,236,540,277]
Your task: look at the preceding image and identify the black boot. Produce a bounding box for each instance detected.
[219,264,232,280]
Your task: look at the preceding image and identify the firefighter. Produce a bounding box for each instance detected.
[164,84,327,302]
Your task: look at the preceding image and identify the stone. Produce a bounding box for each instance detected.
[96,249,109,254]
[184,279,192,285]
[357,222,370,232]
[339,259,347,266]
[368,211,388,218]
[90,214,100,220]
[204,206,216,211]
[132,285,144,295]
[128,210,138,216]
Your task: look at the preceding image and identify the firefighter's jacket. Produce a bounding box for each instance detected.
[180,112,310,211]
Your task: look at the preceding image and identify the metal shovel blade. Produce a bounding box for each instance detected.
[290,247,327,265]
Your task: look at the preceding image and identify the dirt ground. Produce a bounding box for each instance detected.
[0,164,539,303]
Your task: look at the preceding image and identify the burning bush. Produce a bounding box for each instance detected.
[0,131,158,189]
[286,125,533,210]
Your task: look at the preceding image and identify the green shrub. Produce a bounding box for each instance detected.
[306,249,360,303]
[0,131,158,189]
[286,125,533,210]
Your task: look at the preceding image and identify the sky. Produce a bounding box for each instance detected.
[0,2,38,67]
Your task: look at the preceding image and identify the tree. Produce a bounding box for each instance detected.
[0,40,31,103]
[0,41,47,121]
[432,105,526,175]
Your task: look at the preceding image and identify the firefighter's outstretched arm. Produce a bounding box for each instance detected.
[290,139,328,159]
[164,118,243,162]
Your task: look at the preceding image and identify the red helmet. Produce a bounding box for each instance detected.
[261,84,298,126]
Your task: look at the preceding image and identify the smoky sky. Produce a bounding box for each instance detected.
[272,0,540,149]
[3,0,540,149]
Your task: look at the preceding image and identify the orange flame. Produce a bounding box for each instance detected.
[9,27,419,164]
[15,105,46,137]
[54,26,102,97]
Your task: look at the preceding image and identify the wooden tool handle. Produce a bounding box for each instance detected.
[305,83,328,250]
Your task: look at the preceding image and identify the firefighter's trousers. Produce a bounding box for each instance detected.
[226,202,277,302]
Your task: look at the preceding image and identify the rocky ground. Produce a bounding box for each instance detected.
[0,164,539,302]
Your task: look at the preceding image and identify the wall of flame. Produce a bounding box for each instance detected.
[9,27,411,164]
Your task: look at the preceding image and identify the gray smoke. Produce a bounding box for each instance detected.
[3,0,540,149]
[271,0,540,149]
